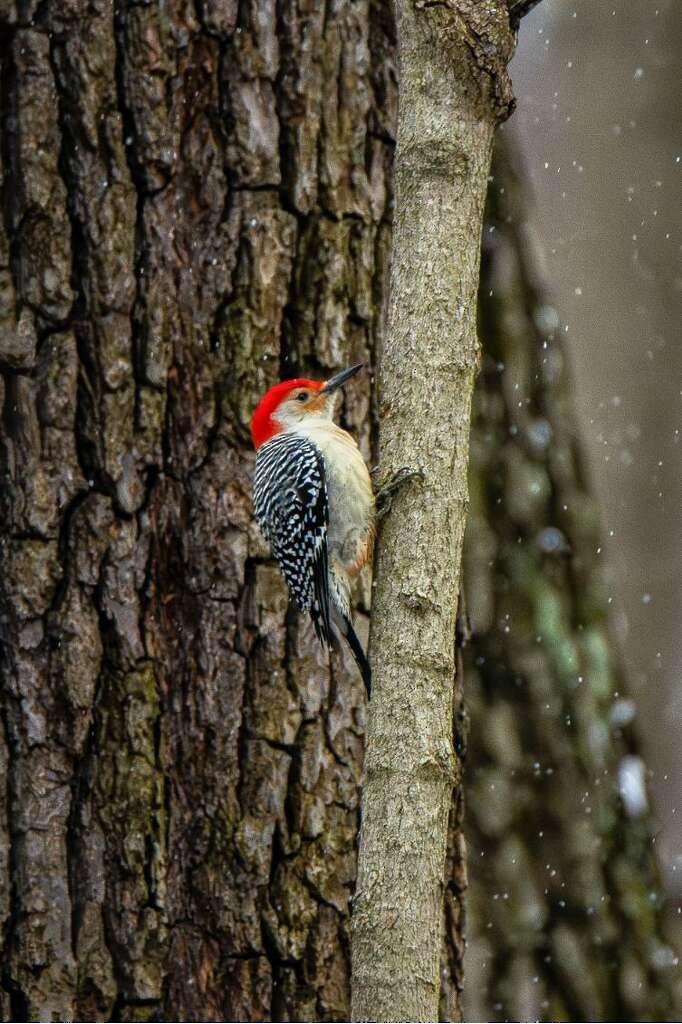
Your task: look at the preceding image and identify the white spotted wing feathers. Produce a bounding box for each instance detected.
[253,432,331,645]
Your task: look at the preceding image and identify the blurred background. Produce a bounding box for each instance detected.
[510,0,681,895]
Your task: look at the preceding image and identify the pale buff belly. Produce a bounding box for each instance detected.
[324,449,375,576]
[297,422,375,576]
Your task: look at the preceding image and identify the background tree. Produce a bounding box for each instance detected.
[512,1,682,908]
[464,136,677,1023]
[0,3,675,1024]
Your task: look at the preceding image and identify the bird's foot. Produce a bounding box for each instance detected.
[372,466,424,520]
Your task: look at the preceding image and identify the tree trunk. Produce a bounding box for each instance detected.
[0,3,674,1024]
[0,1,395,1019]
[463,134,676,1023]
[351,3,514,1021]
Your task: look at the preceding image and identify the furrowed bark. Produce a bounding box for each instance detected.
[0,1,393,1019]
[351,3,516,1021]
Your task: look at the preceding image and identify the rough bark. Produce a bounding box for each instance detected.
[463,136,676,1023]
[0,1,394,1019]
[351,4,515,1021]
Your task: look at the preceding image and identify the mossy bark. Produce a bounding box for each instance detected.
[463,136,676,1023]
[0,2,674,1023]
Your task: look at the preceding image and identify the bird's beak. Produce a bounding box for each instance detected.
[320,363,364,395]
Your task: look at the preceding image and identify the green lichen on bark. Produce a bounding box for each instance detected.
[463,137,675,1023]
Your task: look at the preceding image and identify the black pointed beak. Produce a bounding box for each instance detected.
[320,363,364,395]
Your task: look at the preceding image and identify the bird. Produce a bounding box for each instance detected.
[251,363,374,695]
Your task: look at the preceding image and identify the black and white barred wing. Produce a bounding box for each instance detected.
[253,433,331,646]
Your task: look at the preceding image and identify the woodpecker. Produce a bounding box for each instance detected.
[251,363,374,695]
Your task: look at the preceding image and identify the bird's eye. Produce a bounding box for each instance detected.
[297,392,308,402]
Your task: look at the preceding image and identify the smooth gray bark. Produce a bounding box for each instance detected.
[351,4,516,1021]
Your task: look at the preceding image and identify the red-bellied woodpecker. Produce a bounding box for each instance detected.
[251,363,374,695]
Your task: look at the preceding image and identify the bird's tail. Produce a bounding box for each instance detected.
[340,615,372,697]
[327,565,371,696]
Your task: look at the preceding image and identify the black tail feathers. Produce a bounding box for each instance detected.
[341,617,372,697]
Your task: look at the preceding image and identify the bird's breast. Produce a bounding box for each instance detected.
[294,422,374,574]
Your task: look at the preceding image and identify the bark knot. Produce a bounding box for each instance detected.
[414,0,517,122]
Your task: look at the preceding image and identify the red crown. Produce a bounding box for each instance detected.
[251,378,323,449]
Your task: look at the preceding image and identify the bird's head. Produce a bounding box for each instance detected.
[251,363,364,449]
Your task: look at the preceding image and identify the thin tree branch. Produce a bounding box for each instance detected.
[350,2,517,1021]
